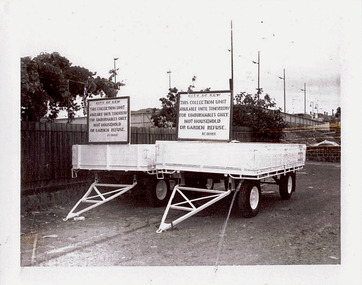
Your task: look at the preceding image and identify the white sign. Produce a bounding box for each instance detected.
[88,97,130,143]
[177,91,232,141]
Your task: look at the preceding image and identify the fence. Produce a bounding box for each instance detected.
[21,122,254,193]
[131,126,253,144]
[21,122,89,193]
[281,113,321,127]
[306,145,341,163]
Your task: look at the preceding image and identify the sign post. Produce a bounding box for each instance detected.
[87,96,130,144]
[177,90,232,141]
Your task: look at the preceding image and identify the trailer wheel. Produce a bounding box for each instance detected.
[237,180,261,218]
[202,178,214,190]
[186,177,213,189]
[146,179,170,207]
[279,172,296,200]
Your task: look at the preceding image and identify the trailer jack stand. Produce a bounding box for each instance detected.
[63,180,137,221]
[156,185,232,233]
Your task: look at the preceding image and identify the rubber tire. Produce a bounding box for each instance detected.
[146,179,170,207]
[201,178,214,190]
[279,172,296,200]
[185,177,213,189]
[237,180,261,218]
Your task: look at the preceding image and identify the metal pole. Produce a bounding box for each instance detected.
[258,51,260,99]
[167,70,171,89]
[283,69,286,113]
[304,83,306,115]
[230,20,234,96]
[113,58,118,84]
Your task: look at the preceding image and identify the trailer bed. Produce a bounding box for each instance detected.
[72,144,156,172]
[155,141,306,178]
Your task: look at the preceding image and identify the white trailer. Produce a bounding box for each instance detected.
[154,140,306,232]
[65,144,170,221]
[66,141,306,233]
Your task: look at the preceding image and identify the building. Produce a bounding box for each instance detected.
[50,108,155,128]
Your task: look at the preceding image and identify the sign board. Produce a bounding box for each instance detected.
[177,91,232,141]
[87,97,130,144]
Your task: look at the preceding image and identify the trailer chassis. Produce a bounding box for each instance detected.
[156,177,242,233]
[63,173,137,221]
[156,166,302,233]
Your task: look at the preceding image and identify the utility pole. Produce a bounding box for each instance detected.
[253,51,260,99]
[113,58,118,84]
[279,69,286,113]
[167,70,172,89]
[230,20,234,97]
[301,83,307,114]
[310,101,314,118]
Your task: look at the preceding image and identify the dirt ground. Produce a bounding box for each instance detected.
[21,161,340,267]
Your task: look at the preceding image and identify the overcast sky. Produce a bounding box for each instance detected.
[17,0,344,116]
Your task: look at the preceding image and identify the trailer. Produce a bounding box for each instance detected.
[65,140,306,233]
[154,140,306,233]
[64,144,171,221]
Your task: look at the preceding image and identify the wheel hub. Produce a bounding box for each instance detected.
[250,186,260,210]
[156,180,168,200]
[287,176,293,194]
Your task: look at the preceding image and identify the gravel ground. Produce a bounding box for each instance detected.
[20,161,342,283]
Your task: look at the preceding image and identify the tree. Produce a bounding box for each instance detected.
[233,89,287,142]
[151,87,178,128]
[21,52,123,122]
[151,76,211,127]
[335,107,341,120]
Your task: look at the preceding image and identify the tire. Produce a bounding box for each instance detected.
[237,180,261,218]
[201,178,214,190]
[146,179,170,207]
[279,172,296,200]
[224,179,230,190]
[185,177,213,189]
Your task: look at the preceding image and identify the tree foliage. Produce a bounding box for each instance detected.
[21,52,123,122]
[335,107,341,120]
[151,76,212,128]
[151,87,178,128]
[233,89,287,142]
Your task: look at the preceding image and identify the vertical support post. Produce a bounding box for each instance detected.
[257,50,260,99]
[304,83,307,115]
[283,69,286,113]
[230,20,234,96]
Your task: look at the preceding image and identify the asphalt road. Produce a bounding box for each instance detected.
[21,161,340,269]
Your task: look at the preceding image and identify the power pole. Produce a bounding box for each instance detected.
[258,50,260,98]
[113,58,118,84]
[230,20,234,97]
[301,83,307,114]
[167,70,172,89]
[279,69,286,113]
[253,51,260,99]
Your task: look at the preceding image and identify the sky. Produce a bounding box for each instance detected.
[15,0,345,116]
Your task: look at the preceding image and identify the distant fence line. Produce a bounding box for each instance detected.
[281,113,321,127]
[21,121,253,192]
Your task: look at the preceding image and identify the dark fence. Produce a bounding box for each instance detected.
[21,122,253,193]
[306,145,341,163]
[130,127,176,144]
[21,122,88,193]
[131,126,253,144]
